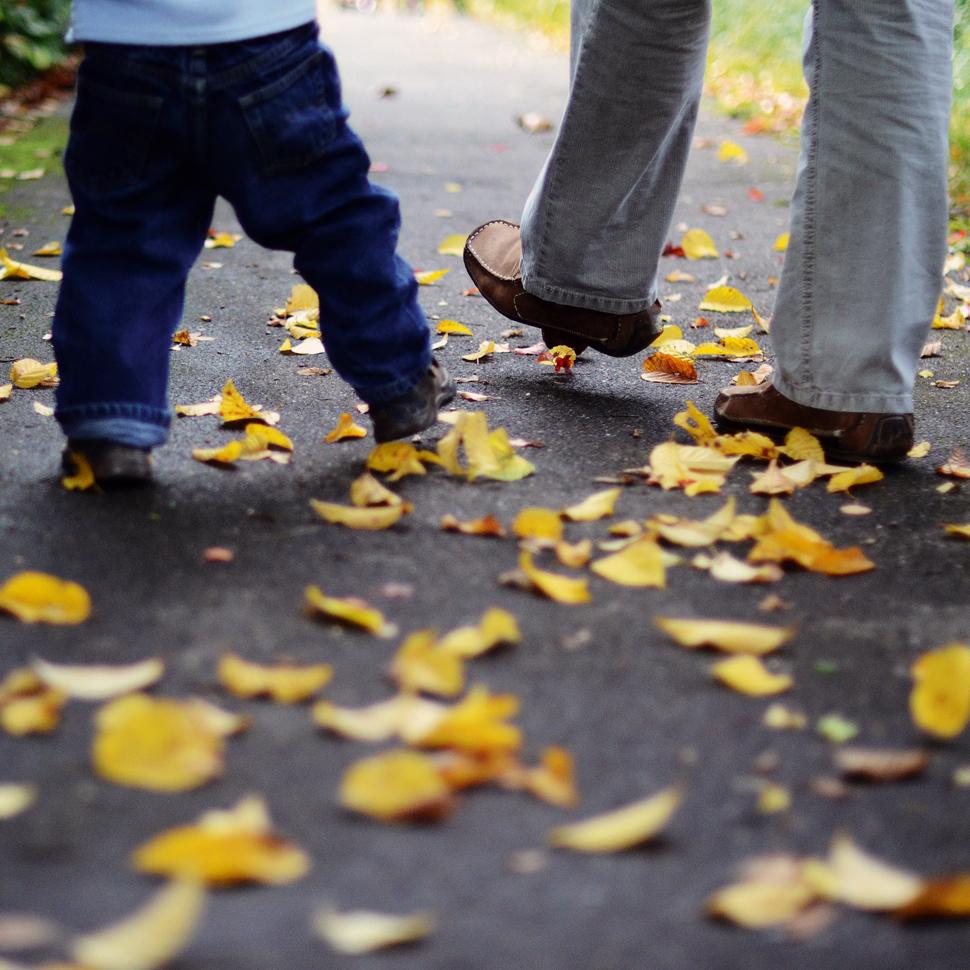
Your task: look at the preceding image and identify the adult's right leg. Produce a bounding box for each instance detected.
[520,0,712,313]
[53,49,215,450]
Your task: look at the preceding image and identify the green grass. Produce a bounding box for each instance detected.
[461,0,970,215]
[0,114,67,219]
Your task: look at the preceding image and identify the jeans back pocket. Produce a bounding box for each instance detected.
[65,74,165,197]
[238,50,340,175]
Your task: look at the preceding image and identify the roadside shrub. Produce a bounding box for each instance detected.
[0,0,71,90]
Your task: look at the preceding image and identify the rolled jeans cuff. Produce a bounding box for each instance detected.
[521,274,657,315]
[56,402,171,448]
[355,346,432,406]
[771,373,914,416]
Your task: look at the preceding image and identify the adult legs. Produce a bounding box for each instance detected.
[520,0,712,314]
[770,0,954,415]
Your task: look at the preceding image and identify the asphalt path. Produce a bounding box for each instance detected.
[1,8,969,969]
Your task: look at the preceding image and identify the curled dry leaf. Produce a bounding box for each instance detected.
[549,785,682,853]
[71,879,205,970]
[350,473,409,510]
[0,782,37,819]
[440,513,505,537]
[325,413,367,443]
[92,694,231,792]
[415,268,449,286]
[556,539,593,569]
[518,552,591,604]
[62,450,97,491]
[0,571,91,625]
[339,749,453,823]
[32,657,164,701]
[436,412,535,482]
[313,694,445,744]
[762,703,808,730]
[826,464,884,494]
[707,855,819,929]
[693,336,763,359]
[561,488,621,522]
[309,499,405,530]
[132,795,310,886]
[909,643,970,740]
[834,747,930,782]
[651,498,736,547]
[505,747,579,809]
[655,617,793,655]
[0,248,62,282]
[313,907,435,956]
[646,443,738,495]
[640,351,697,384]
[896,874,970,920]
[304,586,397,637]
[698,286,752,313]
[218,653,332,704]
[937,449,970,479]
[712,655,793,696]
[414,685,522,755]
[390,630,465,698]
[693,552,784,585]
[367,441,432,481]
[436,319,472,335]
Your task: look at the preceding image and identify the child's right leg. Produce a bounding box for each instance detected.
[53,44,216,476]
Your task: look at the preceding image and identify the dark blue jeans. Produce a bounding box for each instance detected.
[53,23,431,448]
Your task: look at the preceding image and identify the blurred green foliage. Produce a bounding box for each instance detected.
[0,0,71,90]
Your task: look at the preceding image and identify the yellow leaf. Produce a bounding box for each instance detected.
[367,441,429,481]
[910,643,970,739]
[0,571,91,625]
[218,653,332,704]
[712,655,793,696]
[649,324,685,347]
[665,270,696,283]
[440,513,505,537]
[339,749,453,822]
[681,228,719,260]
[756,782,791,815]
[824,834,923,911]
[240,422,293,454]
[0,782,37,819]
[32,240,62,257]
[673,401,718,445]
[313,694,444,743]
[72,879,205,970]
[549,785,683,853]
[762,703,808,730]
[707,857,819,928]
[652,498,737,548]
[655,617,793,654]
[698,286,753,313]
[717,140,748,164]
[390,630,465,698]
[562,487,621,522]
[556,538,593,569]
[512,507,563,542]
[695,551,784,585]
[132,796,310,886]
[640,351,698,383]
[443,412,535,482]
[779,427,825,462]
[414,268,449,285]
[204,231,239,248]
[749,460,799,496]
[714,431,778,459]
[280,336,325,355]
[62,450,97,492]
[519,551,591,604]
[191,440,243,465]
[437,233,468,256]
[896,874,970,919]
[218,379,261,425]
[826,464,884,494]
[773,232,790,252]
[714,324,754,340]
[436,319,472,335]
[694,336,763,358]
[647,442,738,494]
[944,523,970,540]
[350,472,409,509]
[309,499,405,530]
[0,383,11,400]
[10,358,58,388]
[909,440,931,459]
[93,694,230,792]
[324,412,368,443]
[749,500,876,575]
[32,657,164,701]
[174,395,222,417]
[591,537,667,589]
[462,339,497,363]
[304,585,397,637]
[313,907,435,955]
[0,248,62,281]
[438,608,521,658]
[284,283,319,315]
[517,746,579,809]
[414,685,521,755]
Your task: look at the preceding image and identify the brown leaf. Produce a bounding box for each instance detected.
[834,747,930,782]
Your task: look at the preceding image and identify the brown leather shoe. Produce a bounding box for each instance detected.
[463,220,661,358]
[713,382,914,464]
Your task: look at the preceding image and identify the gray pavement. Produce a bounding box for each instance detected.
[1,8,970,969]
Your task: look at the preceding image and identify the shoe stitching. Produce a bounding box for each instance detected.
[466,221,521,281]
